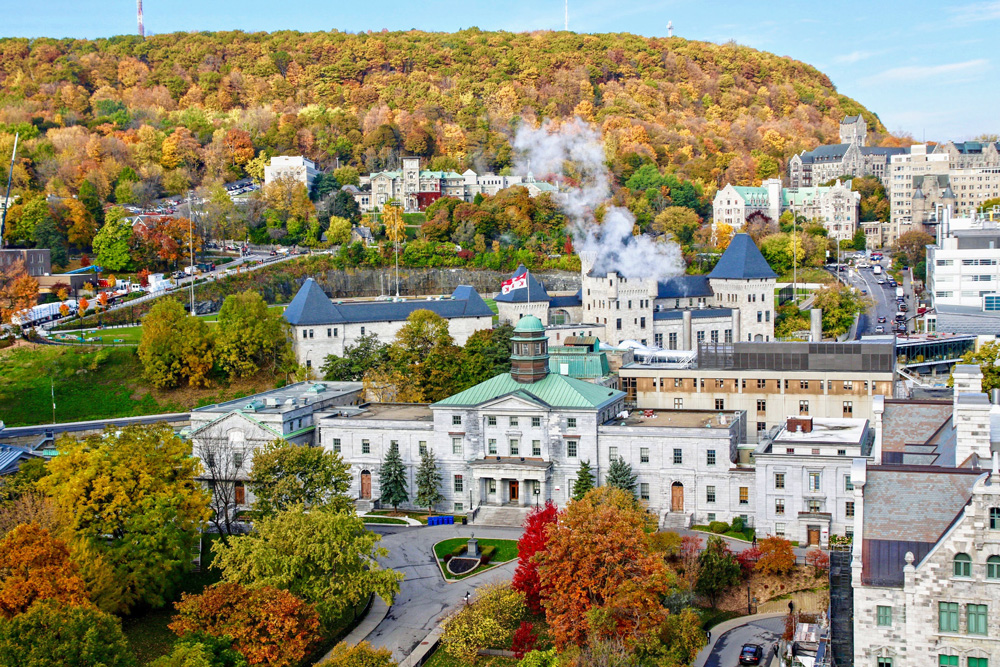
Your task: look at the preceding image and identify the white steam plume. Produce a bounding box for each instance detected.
[512,118,685,282]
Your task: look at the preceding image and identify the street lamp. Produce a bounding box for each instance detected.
[534,486,540,508]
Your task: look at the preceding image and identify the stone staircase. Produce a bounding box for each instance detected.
[829,549,854,667]
[472,505,531,528]
[660,512,691,532]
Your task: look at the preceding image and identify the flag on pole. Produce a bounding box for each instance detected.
[501,270,528,295]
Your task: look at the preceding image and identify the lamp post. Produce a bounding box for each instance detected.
[534,485,540,508]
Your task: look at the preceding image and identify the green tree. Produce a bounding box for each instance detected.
[322,332,390,382]
[605,457,637,496]
[326,215,352,245]
[457,323,513,389]
[0,601,136,667]
[571,460,594,501]
[310,173,341,202]
[92,207,135,272]
[38,424,210,612]
[78,180,105,227]
[378,441,408,512]
[215,290,290,378]
[331,189,361,222]
[333,166,360,188]
[414,449,443,513]
[652,207,701,246]
[893,230,934,268]
[9,198,50,244]
[852,227,867,251]
[211,506,403,629]
[953,341,1000,393]
[389,309,464,401]
[318,642,397,667]
[812,283,865,337]
[151,634,247,667]
[31,209,68,269]
[695,536,741,608]
[248,440,352,517]
[138,298,215,388]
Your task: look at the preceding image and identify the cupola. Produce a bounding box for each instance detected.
[510,315,549,384]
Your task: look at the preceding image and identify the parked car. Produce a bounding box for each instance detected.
[875,325,885,333]
[739,644,764,666]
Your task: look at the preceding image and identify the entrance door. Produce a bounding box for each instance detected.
[671,482,684,512]
[807,526,820,546]
[509,480,519,503]
[360,471,372,499]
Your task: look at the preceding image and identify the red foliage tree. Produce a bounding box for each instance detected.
[137,268,150,287]
[511,621,538,659]
[737,546,762,578]
[563,237,573,254]
[805,548,830,576]
[170,582,321,667]
[511,500,557,614]
[80,253,90,268]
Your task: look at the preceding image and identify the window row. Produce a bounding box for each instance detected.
[953,552,1000,579]
[938,602,989,635]
[704,486,749,504]
[482,415,576,429]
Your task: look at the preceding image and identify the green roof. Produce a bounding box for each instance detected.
[434,372,623,409]
[733,186,767,197]
[513,315,545,333]
[549,349,611,379]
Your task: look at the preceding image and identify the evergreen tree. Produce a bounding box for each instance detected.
[379,441,409,511]
[33,215,68,269]
[606,457,637,496]
[415,449,444,512]
[695,536,742,608]
[571,460,594,501]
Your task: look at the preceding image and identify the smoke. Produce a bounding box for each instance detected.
[512,118,685,282]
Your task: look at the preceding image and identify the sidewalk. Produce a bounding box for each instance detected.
[692,611,785,667]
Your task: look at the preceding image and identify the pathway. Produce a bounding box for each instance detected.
[694,613,785,667]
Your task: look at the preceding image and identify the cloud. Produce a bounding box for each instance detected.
[949,1,1000,24]
[861,59,989,85]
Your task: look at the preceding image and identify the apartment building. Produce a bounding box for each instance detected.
[926,215,1000,310]
[263,156,320,190]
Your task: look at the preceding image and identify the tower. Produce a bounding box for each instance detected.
[137,0,144,38]
[510,316,549,384]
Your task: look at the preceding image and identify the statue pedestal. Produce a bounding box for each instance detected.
[467,537,480,558]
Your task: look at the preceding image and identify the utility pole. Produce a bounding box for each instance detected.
[187,191,195,315]
[137,0,144,38]
[0,132,18,249]
[792,215,797,303]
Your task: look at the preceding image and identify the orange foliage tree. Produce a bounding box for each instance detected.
[170,582,322,667]
[755,536,796,576]
[535,487,672,649]
[0,523,90,618]
[0,260,38,325]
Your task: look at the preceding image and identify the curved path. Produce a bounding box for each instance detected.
[363,524,523,662]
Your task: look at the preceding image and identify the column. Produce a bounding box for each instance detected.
[518,479,526,507]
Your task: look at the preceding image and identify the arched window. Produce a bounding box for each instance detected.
[988,556,1000,580]
[953,553,972,578]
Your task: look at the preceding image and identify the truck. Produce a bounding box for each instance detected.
[896,286,904,299]
[872,264,883,275]
[11,300,77,327]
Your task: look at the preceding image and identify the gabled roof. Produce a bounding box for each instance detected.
[283,281,494,326]
[802,143,850,161]
[708,234,777,280]
[656,275,713,299]
[494,265,550,303]
[842,114,863,124]
[434,371,623,409]
[548,290,582,308]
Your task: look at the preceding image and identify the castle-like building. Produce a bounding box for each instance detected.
[788,115,906,189]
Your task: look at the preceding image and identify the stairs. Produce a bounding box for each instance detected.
[473,505,530,528]
[829,550,854,667]
[661,512,691,531]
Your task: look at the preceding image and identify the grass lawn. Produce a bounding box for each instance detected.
[696,607,743,630]
[433,538,519,580]
[777,268,835,284]
[362,516,409,525]
[483,297,498,314]
[691,525,756,542]
[423,648,518,667]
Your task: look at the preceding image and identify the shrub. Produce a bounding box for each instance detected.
[806,548,830,576]
[709,521,730,534]
[511,621,538,659]
[479,545,496,566]
[736,546,761,578]
[441,583,526,663]
[450,544,468,559]
[731,516,745,533]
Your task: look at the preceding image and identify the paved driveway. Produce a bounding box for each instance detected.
[364,524,523,661]
[704,616,783,667]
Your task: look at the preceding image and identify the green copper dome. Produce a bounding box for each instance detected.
[513,315,545,334]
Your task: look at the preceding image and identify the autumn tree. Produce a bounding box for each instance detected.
[695,536,741,608]
[657,608,707,666]
[247,440,352,518]
[755,536,796,576]
[214,290,290,378]
[211,506,403,629]
[388,309,464,401]
[893,230,934,268]
[138,298,215,388]
[511,500,558,613]
[0,523,90,618]
[0,260,37,324]
[361,365,425,403]
[171,583,321,667]
[571,460,595,500]
[322,332,390,382]
[38,424,210,612]
[378,441,409,512]
[414,449,443,513]
[806,548,830,576]
[318,642,397,667]
[441,583,526,664]
[0,601,135,667]
[383,201,405,246]
[535,487,671,649]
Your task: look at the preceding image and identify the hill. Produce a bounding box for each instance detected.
[0,29,889,196]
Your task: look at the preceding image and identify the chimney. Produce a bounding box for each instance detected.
[786,416,813,434]
[682,310,692,350]
[810,308,822,342]
[731,308,741,343]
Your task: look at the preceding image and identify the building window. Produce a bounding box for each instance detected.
[640,483,650,500]
[775,522,785,537]
[755,399,767,414]
[968,604,988,635]
[488,415,497,426]
[488,479,497,494]
[617,318,622,330]
[845,476,854,492]
[774,473,785,489]
[488,439,497,455]
[452,437,463,455]
[843,401,853,416]
[452,415,462,426]
[673,448,682,464]
[775,499,785,515]
[939,602,960,632]
[988,555,1000,579]
[711,330,718,343]
[567,417,577,429]
[362,440,371,454]
[510,439,519,456]
[234,482,245,505]
[939,657,959,667]
[808,472,821,492]
[800,380,809,389]
[668,332,677,349]
[739,487,748,504]
[532,416,541,427]
[333,438,342,454]
[609,446,618,461]
[636,447,648,464]
[697,331,705,343]
[807,500,822,513]
[567,440,578,457]
[877,606,892,626]
[846,501,855,517]
[454,475,463,493]
[715,398,725,410]
[991,507,1000,529]
[510,416,519,427]
[532,440,541,456]
[877,659,892,667]
[706,486,716,503]
[641,317,646,329]
[418,441,427,456]
[967,659,988,667]
[707,450,716,466]
[674,398,683,409]
[954,553,972,578]
[361,326,365,335]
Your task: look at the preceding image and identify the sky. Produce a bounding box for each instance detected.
[2,0,995,141]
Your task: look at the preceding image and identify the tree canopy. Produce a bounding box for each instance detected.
[247,440,353,517]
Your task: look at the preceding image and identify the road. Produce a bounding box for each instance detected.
[703,615,784,667]
[362,524,523,662]
[838,256,903,337]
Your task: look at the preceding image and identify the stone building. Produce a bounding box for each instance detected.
[0,248,51,277]
[788,115,906,189]
[263,156,319,190]
[712,180,782,229]
[283,280,495,368]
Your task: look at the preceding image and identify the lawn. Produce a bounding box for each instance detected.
[362,516,409,525]
[483,297,498,314]
[691,525,756,542]
[423,648,518,667]
[433,537,519,580]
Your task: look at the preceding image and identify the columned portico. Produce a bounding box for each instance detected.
[470,458,551,507]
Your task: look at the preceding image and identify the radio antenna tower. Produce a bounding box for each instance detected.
[137,0,145,38]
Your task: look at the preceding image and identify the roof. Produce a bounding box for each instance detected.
[193,380,363,415]
[842,115,862,124]
[493,265,550,303]
[880,399,953,456]
[0,445,41,476]
[434,371,623,409]
[549,348,611,379]
[283,281,494,326]
[862,467,981,586]
[799,144,851,162]
[548,290,582,308]
[513,315,545,334]
[656,275,713,299]
[708,234,778,280]
[653,307,732,321]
